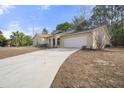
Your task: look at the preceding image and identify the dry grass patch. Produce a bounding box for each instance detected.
[0,47,43,59]
[51,48,124,88]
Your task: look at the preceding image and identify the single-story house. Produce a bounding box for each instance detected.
[33,25,111,49]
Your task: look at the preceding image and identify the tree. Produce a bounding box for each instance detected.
[56,22,73,32]
[90,6,108,27]
[90,5,124,46]
[19,32,26,46]
[10,31,21,47]
[0,30,7,46]
[52,22,74,34]
[72,16,90,31]
[111,22,124,46]
[78,6,91,19]
[42,28,48,35]
[10,31,31,47]
[0,30,2,35]
[91,5,124,27]
[72,6,91,31]
[24,35,33,46]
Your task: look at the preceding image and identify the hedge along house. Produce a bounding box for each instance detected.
[33,25,111,49]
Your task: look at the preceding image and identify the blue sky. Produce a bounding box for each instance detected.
[0,5,94,38]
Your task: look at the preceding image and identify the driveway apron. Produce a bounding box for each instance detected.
[0,48,78,88]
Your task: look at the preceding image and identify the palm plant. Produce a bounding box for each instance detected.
[19,32,26,46]
[10,31,26,47]
[10,31,33,47]
[12,31,20,47]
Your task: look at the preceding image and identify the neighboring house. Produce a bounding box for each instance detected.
[33,25,110,49]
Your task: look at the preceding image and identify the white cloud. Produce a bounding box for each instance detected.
[27,26,42,35]
[3,21,43,38]
[2,30,12,39]
[0,5,15,15]
[27,26,51,36]
[3,21,50,38]
[3,21,23,38]
[0,9,4,15]
[7,21,22,32]
[40,5,51,10]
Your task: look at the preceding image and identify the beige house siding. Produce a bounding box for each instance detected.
[60,37,64,48]
[44,37,49,44]
[92,26,110,49]
[60,26,110,49]
[86,32,93,48]
[33,25,110,49]
[33,36,49,46]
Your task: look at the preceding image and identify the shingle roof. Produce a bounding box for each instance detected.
[32,33,50,39]
[33,25,108,39]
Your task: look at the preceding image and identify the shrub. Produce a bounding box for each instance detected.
[105,44,112,48]
[81,46,87,50]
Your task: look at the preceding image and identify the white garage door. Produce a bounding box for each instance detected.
[64,36,87,48]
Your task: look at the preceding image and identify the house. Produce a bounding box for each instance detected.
[33,25,110,49]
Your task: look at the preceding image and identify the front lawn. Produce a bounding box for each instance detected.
[51,48,124,88]
[0,47,42,59]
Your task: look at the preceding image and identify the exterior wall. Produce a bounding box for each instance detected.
[86,33,93,48]
[49,37,53,47]
[60,32,92,48]
[49,35,61,47]
[92,26,110,49]
[60,26,110,49]
[33,26,110,49]
[33,36,39,46]
[33,35,49,46]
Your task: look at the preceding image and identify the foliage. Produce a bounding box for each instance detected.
[111,23,124,46]
[52,22,74,34]
[42,28,48,35]
[91,6,108,26]
[72,16,90,31]
[0,31,7,46]
[91,5,124,26]
[24,35,33,46]
[0,36,7,46]
[56,22,73,31]
[10,31,32,47]
[91,5,124,46]
[0,30,2,34]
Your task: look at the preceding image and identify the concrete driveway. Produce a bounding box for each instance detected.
[0,48,78,88]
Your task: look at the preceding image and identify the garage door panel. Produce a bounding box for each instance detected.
[64,36,87,48]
